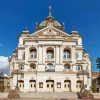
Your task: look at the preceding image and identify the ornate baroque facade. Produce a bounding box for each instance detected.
[9,7,92,92]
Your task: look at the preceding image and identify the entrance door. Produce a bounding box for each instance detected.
[77,81,82,92]
[29,80,36,92]
[46,80,54,92]
[64,80,71,92]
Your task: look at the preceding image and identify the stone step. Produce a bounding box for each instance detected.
[20,92,78,99]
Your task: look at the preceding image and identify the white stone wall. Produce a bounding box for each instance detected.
[9,26,92,92]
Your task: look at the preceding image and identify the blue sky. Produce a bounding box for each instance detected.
[0,0,100,72]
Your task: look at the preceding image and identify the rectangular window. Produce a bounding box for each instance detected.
[34,84,36,87]
[47,84,49,88]
[57,82,61,88]
[64,55,66,59]
[39,82,43,88]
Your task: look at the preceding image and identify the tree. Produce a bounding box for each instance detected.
[96,57,100,92]
[96,57,100,72]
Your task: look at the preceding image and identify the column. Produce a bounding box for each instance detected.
[42,45,46,64]
[25,45,29,63]
[38,45,42,64]
[60,45,63,64]
[56,45,59,64]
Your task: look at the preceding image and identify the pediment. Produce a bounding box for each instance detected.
[31,26,70,37]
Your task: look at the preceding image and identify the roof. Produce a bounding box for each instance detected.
[92,72,100,78]
[36,6,64,31]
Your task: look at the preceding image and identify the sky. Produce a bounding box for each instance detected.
[0,0,100,74]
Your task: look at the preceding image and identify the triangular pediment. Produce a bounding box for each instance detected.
[31,26,70,37]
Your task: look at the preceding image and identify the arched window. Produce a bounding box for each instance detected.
[63,48,71,59]
[46,47,54,59]
[45,63,55,72]
[64,64,71,70]
[30,63,36,70]
[76,65,82,71]
[29,47,37,59]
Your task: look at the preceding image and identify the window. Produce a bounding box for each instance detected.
[39,82,43,88]
[57,82,61,88]
[30,63,36,70]
[34,84,36,87]
[47,84,49,88]
[46,47,54,59]
[76,65,82,71]
[45,63,55,72]
[64,64,70,70]
[63,48,71,59]
[20,84,21,88]
[30,47,37,59]
[51,84,53,87]
[31,84,32,88]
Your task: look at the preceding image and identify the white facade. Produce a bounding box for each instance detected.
[9,8,92,92]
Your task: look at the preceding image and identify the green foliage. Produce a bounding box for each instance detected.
[8,89,20,99]
[96,57,100,69]
[0,85,5,93]
[92,83,97,93]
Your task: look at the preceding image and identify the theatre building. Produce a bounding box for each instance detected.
[9,7,92,92]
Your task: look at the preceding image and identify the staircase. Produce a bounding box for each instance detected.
[20,92,78,99]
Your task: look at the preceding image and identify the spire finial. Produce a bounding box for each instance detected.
[49,5,52,16]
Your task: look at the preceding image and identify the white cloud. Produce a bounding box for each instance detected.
[0,56,9,69]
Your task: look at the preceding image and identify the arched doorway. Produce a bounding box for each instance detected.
[77,80,82,92]
[46,80,54,92]
[29,80,36,91]
[64,80,71,92]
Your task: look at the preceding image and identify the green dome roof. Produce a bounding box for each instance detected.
[36,6,64,31]
[39,16,62,27]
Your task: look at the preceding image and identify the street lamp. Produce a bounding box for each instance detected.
[15,69,19,90]
[77,70,90,92]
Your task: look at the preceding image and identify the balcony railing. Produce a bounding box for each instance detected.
[28,58,37,62]
[45,57,54,61]
[63,69,73,72]
[45,66,55,72]
[63,58,72,61]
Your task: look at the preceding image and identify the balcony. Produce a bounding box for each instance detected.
[28,58,37,62]
[15,59,24,63]
[28,69,37,72]
[45,66,55,72]
[45,57,54,61]
[63,58,72,63]
[63,69,73,72]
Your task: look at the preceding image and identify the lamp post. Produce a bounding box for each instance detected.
[77,70,90,92]
[15,69,19,90]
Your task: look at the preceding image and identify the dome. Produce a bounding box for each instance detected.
[39,16,62,27]
[36,6,64,31]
